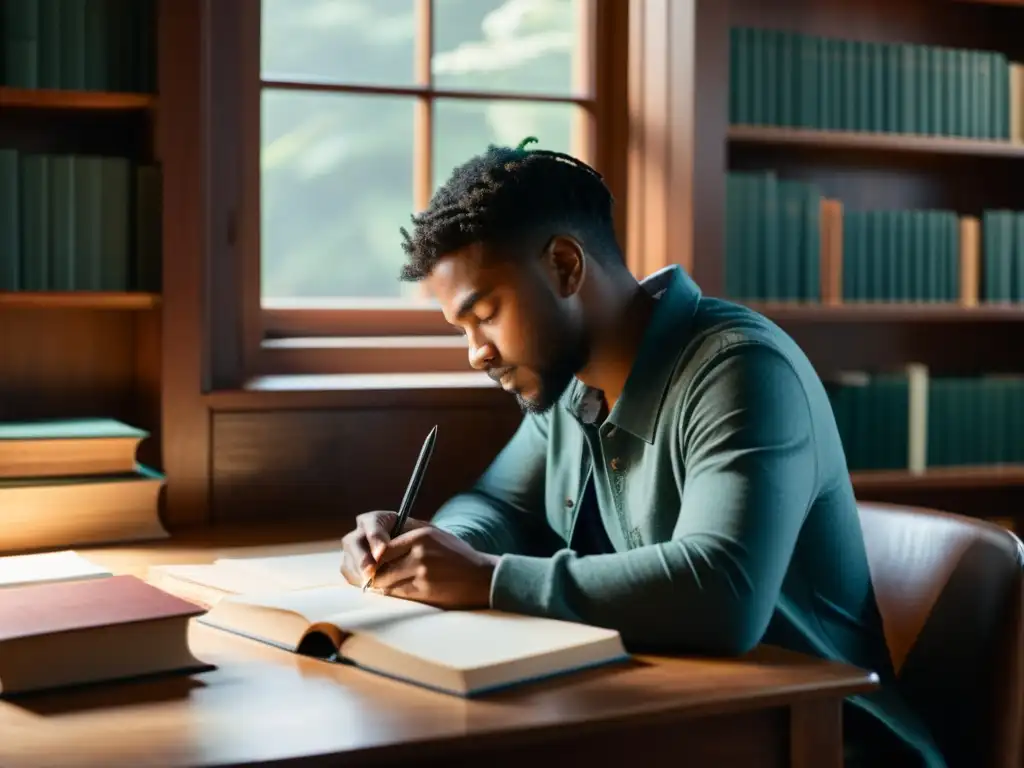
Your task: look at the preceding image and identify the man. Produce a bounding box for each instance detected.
[339,138,944,767]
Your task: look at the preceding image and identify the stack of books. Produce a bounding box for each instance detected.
[0,417,167,553]
[0,550,207,697]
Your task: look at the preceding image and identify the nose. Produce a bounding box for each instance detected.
[467,334,497,371]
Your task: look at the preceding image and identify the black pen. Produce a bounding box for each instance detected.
[362,424,437,592]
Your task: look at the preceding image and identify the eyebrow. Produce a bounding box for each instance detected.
[455,289,490,319]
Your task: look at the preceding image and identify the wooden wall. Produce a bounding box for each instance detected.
[209,399,523,522]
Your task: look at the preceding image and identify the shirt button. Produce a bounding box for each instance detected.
[610,458,621,471]
[565,498,574,508]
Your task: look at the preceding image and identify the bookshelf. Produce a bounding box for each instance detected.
[729,124,1024,159]
[747,302,1024,321]
[0,291,160,310]
[707,0,1024,522]
[0,87,155,111]
[0,2,163,469]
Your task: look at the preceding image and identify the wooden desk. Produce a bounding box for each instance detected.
[0,524,879,768]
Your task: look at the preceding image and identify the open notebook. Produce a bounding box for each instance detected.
[199,582,628,697]
[157,551,630,696]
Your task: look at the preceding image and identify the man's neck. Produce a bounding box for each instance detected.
[574,284,657,411]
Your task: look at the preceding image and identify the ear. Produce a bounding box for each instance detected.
[543,235,585,298]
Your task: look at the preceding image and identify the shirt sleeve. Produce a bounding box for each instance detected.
[487,341,819,655]
[430,411,556,557]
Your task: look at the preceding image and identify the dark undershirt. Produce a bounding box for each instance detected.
[569,473,615,555]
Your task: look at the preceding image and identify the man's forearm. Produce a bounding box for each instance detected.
[431,491,539,556]
[490,536,778,655]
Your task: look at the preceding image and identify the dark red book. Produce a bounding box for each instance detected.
[0,574,209,696]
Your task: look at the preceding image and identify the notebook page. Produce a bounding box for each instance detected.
[213,551,347,591]
[148,563,280,595]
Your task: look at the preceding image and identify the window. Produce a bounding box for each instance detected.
[234,0,624,376]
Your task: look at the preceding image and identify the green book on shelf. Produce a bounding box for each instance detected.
[74,155,104,290]
[38,0,60,89]
[761,172,779,300]
[797,34,821,129]
[926,379,947,467]
[3,0,39,89]
[777,180,803,300]
[724,173,743,298]
[135,164,162,292]
[902,211,915,301]
[19,154,49,291]
[100,156,130,291]
[1013,213,1024,302]
[48,155,75,291]
[0,149,18,291]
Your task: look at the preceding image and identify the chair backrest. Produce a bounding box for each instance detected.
[857,501,1024,767]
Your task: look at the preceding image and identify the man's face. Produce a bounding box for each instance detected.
[424,240,589,414]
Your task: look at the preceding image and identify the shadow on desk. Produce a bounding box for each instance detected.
[5,666,214,716]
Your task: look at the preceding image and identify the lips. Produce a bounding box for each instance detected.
[488,368,515,390]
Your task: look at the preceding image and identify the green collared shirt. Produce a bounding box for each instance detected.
[432,265,946,767]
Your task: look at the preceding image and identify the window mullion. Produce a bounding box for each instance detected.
[573,0,597,165]
[414,99,433,213]
[414,0,433,212]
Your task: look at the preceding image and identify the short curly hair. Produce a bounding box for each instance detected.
[398,137,619,281]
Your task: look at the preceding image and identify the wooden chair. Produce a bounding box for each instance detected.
[857,501,1024,767]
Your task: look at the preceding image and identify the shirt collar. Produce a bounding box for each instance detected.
[561,265,702,443]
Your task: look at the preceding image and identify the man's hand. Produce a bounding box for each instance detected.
[369,526,499,610]
[339,510,431,587]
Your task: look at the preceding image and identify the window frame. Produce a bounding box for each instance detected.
[211,0,628,382]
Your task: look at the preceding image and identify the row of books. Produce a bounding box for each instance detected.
[729,26,1018,141]
[725,173,821,302]
[839,209,961,304]
[0,149,161,292]
[0,0,155,93]
[723,170,1024,304]
[826,365,1024,472]
[982,211,1024,303]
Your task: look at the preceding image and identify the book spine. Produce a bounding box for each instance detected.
[0,149,19,290]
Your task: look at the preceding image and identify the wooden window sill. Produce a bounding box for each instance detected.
[204,371,513,411]
[254,336,471,376]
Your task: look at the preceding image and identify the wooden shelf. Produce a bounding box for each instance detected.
[0,87,155,111]
[952,0,1024,6]
[728,124,1024,159]
[745,302,1024,323]
[853,465,1024,492]
[0,292,161,309]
